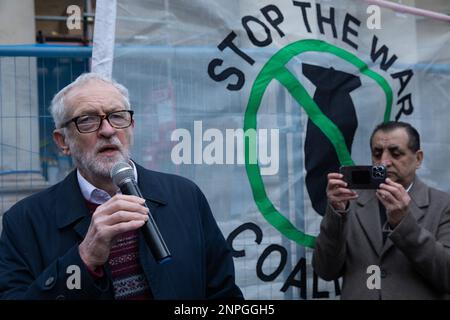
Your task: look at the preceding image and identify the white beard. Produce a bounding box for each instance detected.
[68,135,132,179]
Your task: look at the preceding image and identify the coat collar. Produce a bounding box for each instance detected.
[354,176,428,256]
[134,163,167,206]
[380,177,428,256]
[55,163,168,233]
[408,177,429,212]
[55,170,89,231]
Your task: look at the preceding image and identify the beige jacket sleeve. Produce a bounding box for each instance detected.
[312,203,349,281]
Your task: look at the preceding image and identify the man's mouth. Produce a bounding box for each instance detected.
[98,145,120,155]
[387,172,396,177]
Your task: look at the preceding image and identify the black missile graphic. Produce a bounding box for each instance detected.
[303,63,361,216]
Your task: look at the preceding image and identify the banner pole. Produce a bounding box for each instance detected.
[91,0,117,78]
[365,0,450,24]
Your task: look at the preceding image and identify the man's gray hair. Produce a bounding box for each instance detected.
[49,72,131,129]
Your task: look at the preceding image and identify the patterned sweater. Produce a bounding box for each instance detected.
[85,201,153,299]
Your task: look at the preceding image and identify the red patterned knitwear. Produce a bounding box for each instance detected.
[84,200,153,300]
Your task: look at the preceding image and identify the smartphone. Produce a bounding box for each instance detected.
[339,165,387,189]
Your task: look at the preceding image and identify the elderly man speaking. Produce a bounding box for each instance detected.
[0,73,243,300]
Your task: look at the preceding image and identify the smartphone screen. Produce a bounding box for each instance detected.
[351,170,371,184]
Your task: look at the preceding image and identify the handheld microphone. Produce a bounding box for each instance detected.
[111,162,171,264]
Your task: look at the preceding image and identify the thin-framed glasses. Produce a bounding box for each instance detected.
[61,110,134,133]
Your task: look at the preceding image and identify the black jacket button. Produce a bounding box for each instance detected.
[45,276,55,287]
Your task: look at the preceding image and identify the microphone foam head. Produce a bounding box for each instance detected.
[111,162,134,187]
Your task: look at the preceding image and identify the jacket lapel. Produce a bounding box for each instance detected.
[407,177,428,222]
[55,165,170,240]
[55,170,91,239]
[135,163,168,207]
[381,177,428,256]
[134,164,177,298]
[355,190,383,257]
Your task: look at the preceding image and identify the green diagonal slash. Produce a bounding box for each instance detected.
[244,39,393,248]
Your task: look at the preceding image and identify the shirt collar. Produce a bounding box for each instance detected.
[77,160,138,204]
[406,182,413,193]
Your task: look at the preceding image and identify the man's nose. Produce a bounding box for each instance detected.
[380,153,392,167]
[97,118,116,137]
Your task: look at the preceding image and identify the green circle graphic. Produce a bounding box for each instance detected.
[244,39,393,248]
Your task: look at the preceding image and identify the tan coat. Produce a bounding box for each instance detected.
[312,177,450,299]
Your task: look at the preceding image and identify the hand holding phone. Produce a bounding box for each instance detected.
[326,172,359,211]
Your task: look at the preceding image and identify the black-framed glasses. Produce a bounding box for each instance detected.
[61,110,134,133]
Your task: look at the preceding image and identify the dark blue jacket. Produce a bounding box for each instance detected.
[0,164,243,300]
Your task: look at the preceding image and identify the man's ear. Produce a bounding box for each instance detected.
[416,149,424,169]
[53,129,71,155]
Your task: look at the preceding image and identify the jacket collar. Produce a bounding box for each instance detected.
[354,176,428,256]
[134,163,167,206]
[408,177,429,212]
[55,163,167,233]
[55,170,89,231]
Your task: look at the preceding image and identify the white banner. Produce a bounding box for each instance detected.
[93,0,450,299]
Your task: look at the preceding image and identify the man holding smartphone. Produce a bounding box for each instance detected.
[312,121,450,299]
